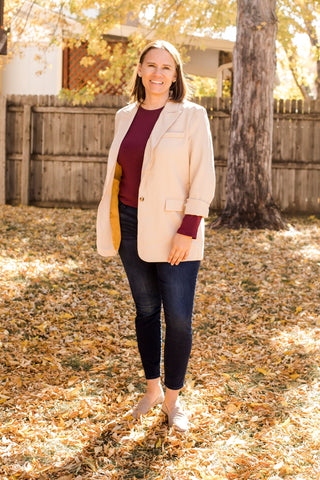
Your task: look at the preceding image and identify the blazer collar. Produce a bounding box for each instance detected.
[149,101,184,151]
[139,101,184,177]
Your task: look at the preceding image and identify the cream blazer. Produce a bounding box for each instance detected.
[96,99,215,262]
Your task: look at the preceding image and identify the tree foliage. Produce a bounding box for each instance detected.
[277,0,320,99]
[2,0,319,99]
[63,0,237,99]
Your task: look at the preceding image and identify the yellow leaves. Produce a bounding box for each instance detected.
[108,289,120,296]
[127,383,135,393]
[278,464,295,476]
[225,403,241,414]
[61,399,98,420]
[59,312,75,321]
[1,207,320,480]
[82,456,97,471]
[256,366,299,380]
[11,376,22,387]
[36,322,49,332]
[67,376,80,387]
[80,339,94,346]
[0,395,10,404]
[80,56,96,68]
[97,324,109,331]
[279,417,291,428]
[248,402,272,413]
[295,305,303,314]
[256,367,272,376]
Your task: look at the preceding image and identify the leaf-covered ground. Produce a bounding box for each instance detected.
[1,205,320,480]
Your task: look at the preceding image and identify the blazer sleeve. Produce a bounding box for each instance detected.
[185,106,215,217]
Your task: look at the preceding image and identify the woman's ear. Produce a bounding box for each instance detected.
[137,64,142,77]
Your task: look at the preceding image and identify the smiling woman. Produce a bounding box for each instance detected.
[96,40,215,432]
[137,48,177,109]
[130,40,188,106]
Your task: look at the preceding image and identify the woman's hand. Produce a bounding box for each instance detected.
[168,233,192,265]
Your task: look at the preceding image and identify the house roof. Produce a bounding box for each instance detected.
[106,23,234,53]
[105,24,234,78]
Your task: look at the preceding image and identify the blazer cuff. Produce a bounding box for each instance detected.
[185,198,210,217]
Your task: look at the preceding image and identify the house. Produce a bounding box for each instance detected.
[0,1,81,95]
[0,2,234,97]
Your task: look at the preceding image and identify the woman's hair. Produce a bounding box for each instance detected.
[129,40,189,103]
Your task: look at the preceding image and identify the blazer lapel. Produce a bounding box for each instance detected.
[141,101,184,176]
[149,101,184,151]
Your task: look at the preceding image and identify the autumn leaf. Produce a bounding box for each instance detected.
[0,206,320,480]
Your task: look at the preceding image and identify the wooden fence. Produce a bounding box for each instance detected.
[1,94,319,213]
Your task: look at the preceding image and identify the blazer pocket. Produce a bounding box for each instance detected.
[165,198,186,212]
[162,132,185,138]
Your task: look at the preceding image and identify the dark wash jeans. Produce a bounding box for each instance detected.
[118,200,200,390]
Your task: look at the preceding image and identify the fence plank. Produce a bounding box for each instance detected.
[3,95,320,213]
[21,104,32,205]
[0,96,6,205]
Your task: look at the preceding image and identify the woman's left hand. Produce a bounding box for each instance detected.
[168,233,192,265]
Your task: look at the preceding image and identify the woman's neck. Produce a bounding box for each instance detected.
[141,95,169,110]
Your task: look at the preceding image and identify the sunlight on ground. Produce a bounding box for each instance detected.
[299,245,320,261]
[271,324,320,353]
[1,255,80,278]
[0,207,319,479]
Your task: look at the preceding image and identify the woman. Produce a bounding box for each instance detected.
[97,40,215,432]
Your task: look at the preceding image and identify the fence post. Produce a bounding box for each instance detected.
[21,104,32,205]
[0,95,6,204]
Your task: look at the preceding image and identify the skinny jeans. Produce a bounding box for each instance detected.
[118,201,200,390]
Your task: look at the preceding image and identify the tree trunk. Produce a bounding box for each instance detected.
[316,57,320,99]
[212,0,286,230]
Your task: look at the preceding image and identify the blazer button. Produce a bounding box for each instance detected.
[139,196,144,202]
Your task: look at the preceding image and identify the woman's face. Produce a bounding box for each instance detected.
[137,48,177,103]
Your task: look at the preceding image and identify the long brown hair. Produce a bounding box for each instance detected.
[129,40,189,103]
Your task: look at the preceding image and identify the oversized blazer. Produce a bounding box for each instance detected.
[96,99,215,262]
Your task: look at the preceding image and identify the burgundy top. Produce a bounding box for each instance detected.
[117,106,201,239]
